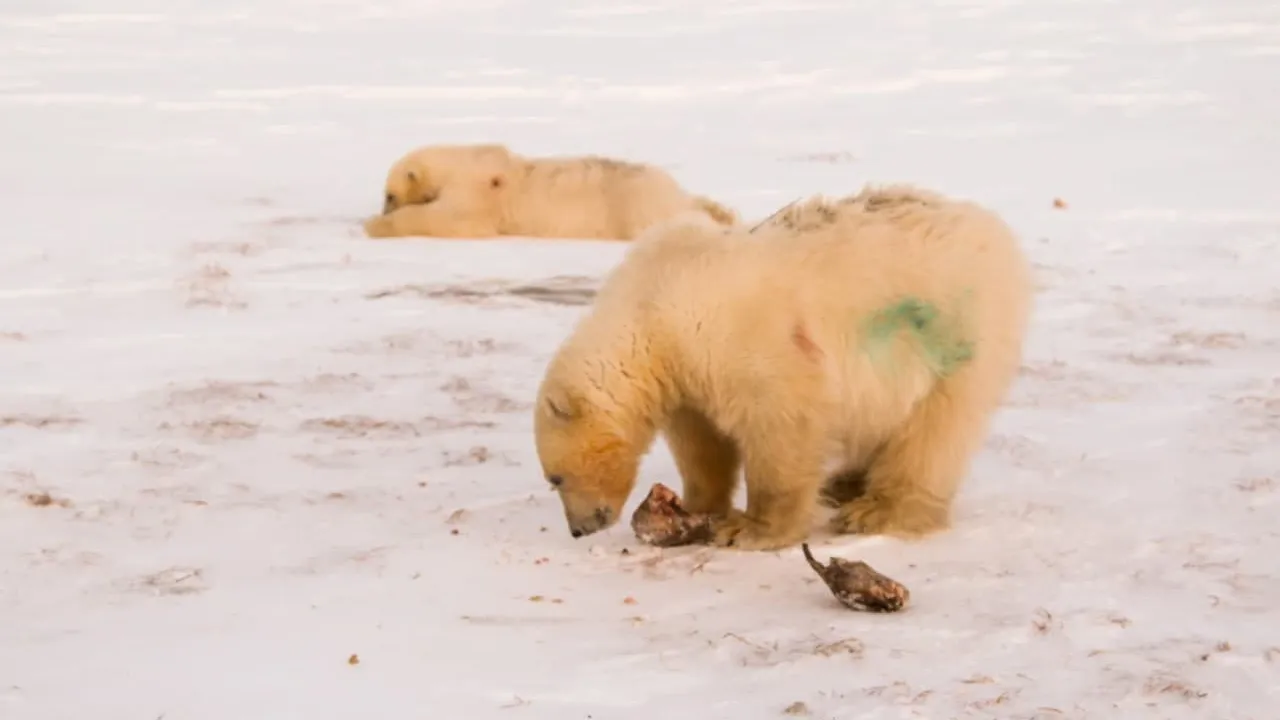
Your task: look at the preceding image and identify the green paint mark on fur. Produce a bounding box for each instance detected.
[862,297,974,378]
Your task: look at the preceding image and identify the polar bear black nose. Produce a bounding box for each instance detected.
[568,506,614,540]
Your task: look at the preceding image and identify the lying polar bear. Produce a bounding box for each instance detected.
[362,143,739,241]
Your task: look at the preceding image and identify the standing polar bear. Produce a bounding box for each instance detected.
[362,143,739,240]
[532,185,1033,551]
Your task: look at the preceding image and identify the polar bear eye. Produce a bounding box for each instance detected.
[547,475,564,488]
[545,396,573,421]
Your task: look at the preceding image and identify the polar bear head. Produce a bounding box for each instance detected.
[379,143,515,214]
[532,351,657,540]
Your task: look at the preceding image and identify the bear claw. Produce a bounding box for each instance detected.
[829,495,948,538]
[711,511,806,551]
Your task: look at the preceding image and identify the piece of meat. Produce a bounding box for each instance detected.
[801,543,910,612]
[630,483,714,547]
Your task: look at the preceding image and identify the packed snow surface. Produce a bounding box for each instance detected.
[2,0,1279,718]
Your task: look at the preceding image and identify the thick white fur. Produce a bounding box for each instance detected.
[533,185,1033,550]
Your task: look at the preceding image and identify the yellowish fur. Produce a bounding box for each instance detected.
[533,185,1033,550]
[363,143,739,240]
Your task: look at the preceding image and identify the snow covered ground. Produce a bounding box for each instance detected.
[2,0,1279,717]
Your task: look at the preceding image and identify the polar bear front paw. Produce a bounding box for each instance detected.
[363,214,394,238]
[711,510,807,551]
[830,495,948,539]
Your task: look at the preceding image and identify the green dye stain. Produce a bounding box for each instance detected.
[862,297,973,377]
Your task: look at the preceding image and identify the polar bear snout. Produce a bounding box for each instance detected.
[567,505,615,539]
